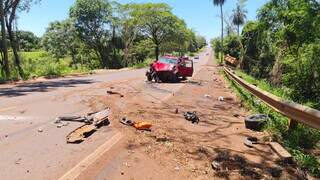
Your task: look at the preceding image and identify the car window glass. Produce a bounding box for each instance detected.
[159,57,177,64]
[182,60,192,68]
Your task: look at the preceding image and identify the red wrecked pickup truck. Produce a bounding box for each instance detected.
[146,55,194,83]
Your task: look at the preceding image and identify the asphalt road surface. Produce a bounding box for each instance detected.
[0,48,211,180]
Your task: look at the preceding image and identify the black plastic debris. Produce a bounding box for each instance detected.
[184,111,200,124]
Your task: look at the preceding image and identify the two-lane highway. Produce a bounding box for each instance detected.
[0,48,211,180]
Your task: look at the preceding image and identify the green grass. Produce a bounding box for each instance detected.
[0,51,90,81]
[221,69,320,177]
[234,70,290,100]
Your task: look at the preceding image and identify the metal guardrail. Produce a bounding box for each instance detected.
[224,67,320,129]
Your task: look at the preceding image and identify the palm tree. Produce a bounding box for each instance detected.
[212,0,226,63]
[232,1,247,36]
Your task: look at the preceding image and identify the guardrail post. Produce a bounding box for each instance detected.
[289,119,298,130]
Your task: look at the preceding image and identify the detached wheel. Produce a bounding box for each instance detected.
[244,114,269,131]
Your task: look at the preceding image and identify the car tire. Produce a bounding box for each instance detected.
[146,71,153,81]
[244,114,269,131]
[154,73,161,83]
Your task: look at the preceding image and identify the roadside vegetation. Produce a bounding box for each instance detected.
[0,0,207,82]
[211,0,320,177]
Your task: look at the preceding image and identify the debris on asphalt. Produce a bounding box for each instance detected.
[38,128,43,133]
[62,122,69,126]
[184,111,200,124]
[244,114,268,131]
[91,109,111,127]
[55,116,89,124]
[15,158,22,165]
[186,80,202,86]
[120,117,134,126]
[175,108,179,114]
[133,121,152,130]
[211,161,221,170]
[65,109,111,143]
[244,137,259,148]
[66,124,96,143]
[233,114,240,118]
[204,94,211,98]
[120,117,152,131]
[107,90,124,97]
[218,96,224,101]
[156,136,169,142]
[4,134,8,138]
[269,142,293,163]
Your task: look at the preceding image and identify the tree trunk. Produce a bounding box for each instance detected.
[7,23,24,78]
[155,45,160,60]
[123,46,129,67]
[0,0,9,79]
[220,4,224,64]
[237,24,240,36]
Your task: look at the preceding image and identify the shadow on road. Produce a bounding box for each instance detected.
[0,79,96,97]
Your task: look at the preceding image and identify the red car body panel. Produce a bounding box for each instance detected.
[150,56,193,77]
[152,61,176,72]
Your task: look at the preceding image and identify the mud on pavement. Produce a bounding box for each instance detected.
[77,58,304,180]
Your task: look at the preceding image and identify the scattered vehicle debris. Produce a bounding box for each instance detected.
[133,121,152,130]
[211,161,221,170]
[64,109,111,143]
[204,94,211,98]
[55,116,89,124]
[184,111,200,124]
[244,137,259,148]
[224,54,239,67]
[269,142,293,163]
[120,117,152,131]
[107,90,124,97]
[120,117,134,126]
[146,55,194,83]
[245,114,268,131]
[218,96,224,101]
[186,80,202,86]
[67,124,96,143]
[38,128,43,133]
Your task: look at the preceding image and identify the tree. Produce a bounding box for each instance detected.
[232,0,247,36]
[70,0,113,68]
[131,3,179,60]
[0,0,40,79]
[0,0,10,78]
[195,35,207,49]
[18,31,40,51]
[212,0,226,63]
[42,19,80,65]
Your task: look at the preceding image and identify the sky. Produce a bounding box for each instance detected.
[19,0,268,41]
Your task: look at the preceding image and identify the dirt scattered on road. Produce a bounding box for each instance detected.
[77,60,303,179]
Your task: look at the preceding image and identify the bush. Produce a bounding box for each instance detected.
[223,35,241,59]
[282,43,320,109]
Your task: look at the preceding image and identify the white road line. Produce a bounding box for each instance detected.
[59,131,123,180]
[0,115,39,121]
